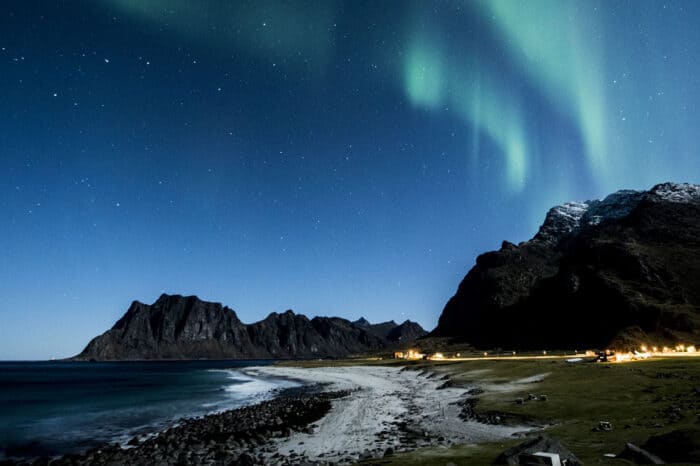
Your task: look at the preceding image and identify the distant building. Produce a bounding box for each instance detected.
[394,349,425,360]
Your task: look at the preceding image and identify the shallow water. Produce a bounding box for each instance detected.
[0,360,298,460]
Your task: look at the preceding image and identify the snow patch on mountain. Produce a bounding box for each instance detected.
[533,182,699,245]
[649,182,700,203]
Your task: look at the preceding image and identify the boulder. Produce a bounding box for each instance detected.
[643,428,700,463]
[616,442,664,464]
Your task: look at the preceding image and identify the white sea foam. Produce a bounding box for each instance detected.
[224,370,301,396]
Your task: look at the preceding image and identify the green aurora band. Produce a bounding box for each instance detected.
[480,0,608,186]
[403,29,529,192]
[106,0,695,205]
[403,0,607,193]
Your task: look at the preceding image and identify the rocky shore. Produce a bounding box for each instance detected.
[3,386,351,466]
[2,365,535,466]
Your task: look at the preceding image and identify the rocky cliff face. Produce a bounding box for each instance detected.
[432,182,700,350]
[73,295,424,360]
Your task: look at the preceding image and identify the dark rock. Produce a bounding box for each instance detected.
[432,182,700,350]
[493,435,582,466]
[236,453,256,466]
[501,241,517,251]
[643,428,700,463]
[25,389,351,466]
[437,379,454,390]
[617,442,665,464]
[593,421,613,432]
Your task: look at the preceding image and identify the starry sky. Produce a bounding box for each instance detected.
[2,1,700,359]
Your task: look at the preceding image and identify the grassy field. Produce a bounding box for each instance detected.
[280,356,700,465]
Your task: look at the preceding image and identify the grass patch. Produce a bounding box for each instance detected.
[449,358,699,462]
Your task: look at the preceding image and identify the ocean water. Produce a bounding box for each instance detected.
[0,360,299,460]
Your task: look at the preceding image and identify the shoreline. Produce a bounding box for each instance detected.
[246,365,532,464]
[3,365,534,465]
[4,384,349,466]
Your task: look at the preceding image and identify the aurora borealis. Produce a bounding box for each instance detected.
[2,1,700,359]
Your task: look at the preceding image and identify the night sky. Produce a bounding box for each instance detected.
[2,1,700,359]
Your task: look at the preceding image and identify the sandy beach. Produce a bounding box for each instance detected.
[245,365,531,463]
[8,364,538,465]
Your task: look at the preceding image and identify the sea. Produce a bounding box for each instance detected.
[0,360,300,461]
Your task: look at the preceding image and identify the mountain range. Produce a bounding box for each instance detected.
[74,182,700,359]
[432,182,700,350]
[72,294,426,360]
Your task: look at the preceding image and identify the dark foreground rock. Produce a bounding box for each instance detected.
[642,428,700,463]
[616,442,664,464]
[5,387,350,466]
[493,435,582,466]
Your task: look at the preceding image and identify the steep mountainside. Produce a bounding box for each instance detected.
[432,182,700,350]
[73,295,423,360]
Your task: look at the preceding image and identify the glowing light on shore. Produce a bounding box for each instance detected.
[421,344,700,364]
[394,349,426,360]
[600,343,699,363]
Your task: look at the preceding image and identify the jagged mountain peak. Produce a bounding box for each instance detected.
[353,317,370,326]
[263,309,298,319]
[153,293,205,305]
[648,181,700,203]
[533,182,700,246]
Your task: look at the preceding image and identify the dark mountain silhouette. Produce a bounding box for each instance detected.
[73,294,425,360]
[353,317,427,343]
[432,182,700,350]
